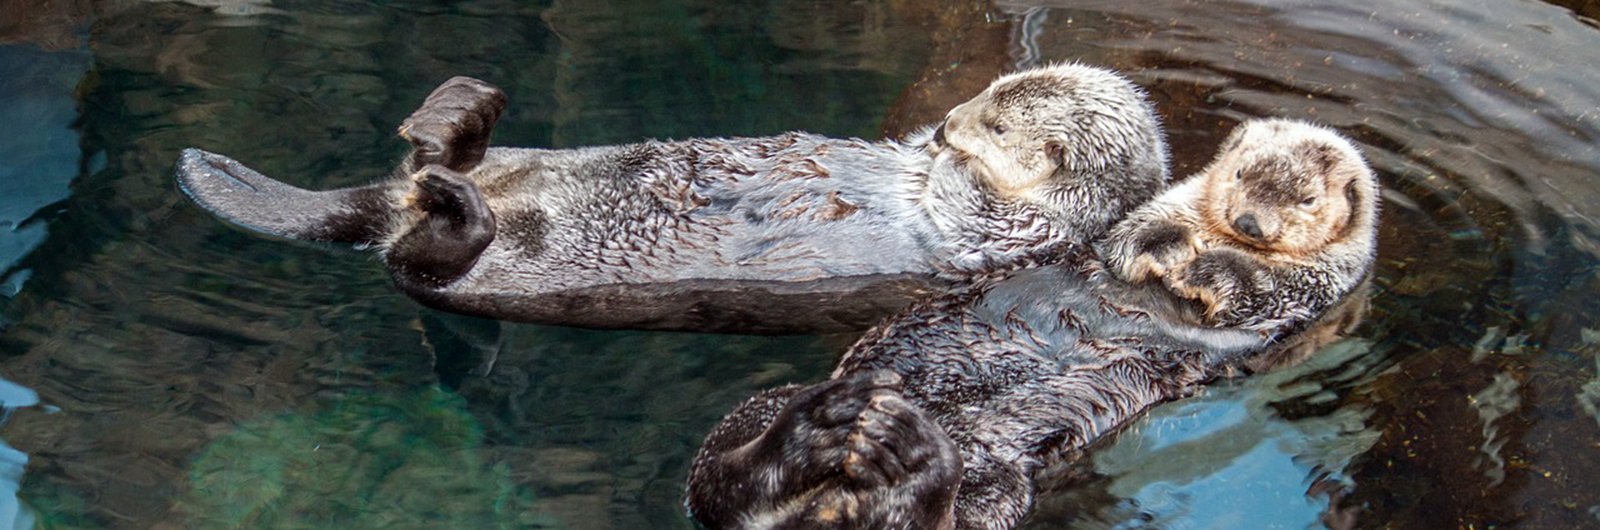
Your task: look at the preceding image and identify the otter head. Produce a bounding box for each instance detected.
[1201,119,1377,257]
[931,63,1168,202]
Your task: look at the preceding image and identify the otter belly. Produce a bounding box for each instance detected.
[175,67,1174,335]
[177,137,949,334]
[418,138,945,333]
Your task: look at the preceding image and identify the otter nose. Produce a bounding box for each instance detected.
[1233,214,1264,240]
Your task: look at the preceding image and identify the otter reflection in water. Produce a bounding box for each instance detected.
[685,120,1380,530]
[176,65,1168,334]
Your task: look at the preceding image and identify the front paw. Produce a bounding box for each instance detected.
[1169,248,1266,319]
[1108,220,1195,283]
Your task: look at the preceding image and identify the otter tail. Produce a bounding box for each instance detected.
[176,148,393,245]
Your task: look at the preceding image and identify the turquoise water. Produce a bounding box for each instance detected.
[1,1,1597,529]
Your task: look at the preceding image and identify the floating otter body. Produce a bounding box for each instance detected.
[684,121,1380,530]
[178,66,1168,333]
[1097,119,1380,332]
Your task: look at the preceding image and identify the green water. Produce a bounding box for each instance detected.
[1,1,1597,529]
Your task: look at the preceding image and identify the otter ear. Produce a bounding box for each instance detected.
[1046,140,1066,167]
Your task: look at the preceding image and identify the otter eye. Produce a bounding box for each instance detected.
[1234,169,1243,180]
[1300,196,1317,207]
[992,124,1008,135]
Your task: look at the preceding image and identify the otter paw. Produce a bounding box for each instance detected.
[840,384,961,491]
[765,371,962,528]
[1121,220,1196,282]
[409,166,490,220]
[400,76,508,172]
[757,370,907,486]
[1172,248,1267,319]
[389,166,496,288]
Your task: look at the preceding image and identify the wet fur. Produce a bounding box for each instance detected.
[177,66,1169,333]
[1097,119,1380,333]
[927,64,1170,270]
[685,120,1380,530]
[686,255,1300,530]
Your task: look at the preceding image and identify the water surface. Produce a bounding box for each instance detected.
[0,1,1596,529]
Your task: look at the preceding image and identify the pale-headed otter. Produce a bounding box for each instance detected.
[177,65,1168,334]
[684,121,1381,530]
[1097,118,1380,332]
[924,66,1170,270]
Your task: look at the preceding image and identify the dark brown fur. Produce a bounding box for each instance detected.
[685,254,1367,530]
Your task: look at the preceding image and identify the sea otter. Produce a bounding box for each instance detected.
[683,120,1381,530]
[1097,119,1380,333]
[177,65,1168,334]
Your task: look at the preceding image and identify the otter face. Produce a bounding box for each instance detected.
[1201,119,1373,257]
[934,63,1166,198]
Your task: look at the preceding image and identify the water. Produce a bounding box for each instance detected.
[0,1,1596,529]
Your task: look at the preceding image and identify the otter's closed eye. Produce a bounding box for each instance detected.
[1300,196,1317,206]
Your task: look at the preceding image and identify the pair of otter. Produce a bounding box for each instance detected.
[178,65,1167,334]
[176,65,1380,529]
[683,117,1380,529]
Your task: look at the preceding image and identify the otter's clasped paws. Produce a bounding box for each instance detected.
[1121,219,1196,283]
[1169,248,1269,320]
[399,76,508,173]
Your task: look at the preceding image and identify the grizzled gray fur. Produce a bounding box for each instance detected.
[686,254,1285,530]
[685,121,1380,530]
[177,66,1167,333]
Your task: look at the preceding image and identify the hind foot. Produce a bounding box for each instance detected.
[400,76,508,172]
[699,371,962,529]
[839,385,956,494]
[388,166,497,288]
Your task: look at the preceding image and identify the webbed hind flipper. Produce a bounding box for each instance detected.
[399,76,507,173]
[687,371,962,530]
[387,165,497,288]
[176,148,392,244]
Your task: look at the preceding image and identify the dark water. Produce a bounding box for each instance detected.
[0,1,1596,529]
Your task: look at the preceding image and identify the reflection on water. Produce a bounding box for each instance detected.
[0,377,39,530]
[0,0,1597,529]
[1026,340,1387,530]
[0,42,88,297]
[0,439,33,530]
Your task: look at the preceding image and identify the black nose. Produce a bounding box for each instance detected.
[1233,214,1264,240]
[932,123,947,146]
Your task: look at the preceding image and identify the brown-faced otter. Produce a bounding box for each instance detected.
[1096,119,1380,333]
[177,65,1168,334]
[683,121,1381,530]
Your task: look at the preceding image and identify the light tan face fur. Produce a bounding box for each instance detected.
[934,64,1155,197]
[1200,120,1370,258]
